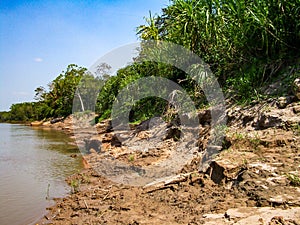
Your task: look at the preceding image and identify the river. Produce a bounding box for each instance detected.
[0,123,83,225]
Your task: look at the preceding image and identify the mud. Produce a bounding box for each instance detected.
[38,100,300,224]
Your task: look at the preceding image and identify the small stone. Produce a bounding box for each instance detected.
[293,105,300,113]
[203,213,224,219]
[89,148,97,154]
[269,196,284,204]
[292,78,300,100]
[277,97,288,109]
[85,137,102,152]
[256,113,282,129]
[226,207,257,219]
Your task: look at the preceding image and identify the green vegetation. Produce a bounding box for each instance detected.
[287,173,300,187]
[292,123,300,136]
[70,178,81,193]
[34,64,88,119]
[128,154,135,162]
[137,0,300,103]
[249,137,261,150]
[0,102,39,122]
[1,64,88,122]
[1,0,299,123]
[233,132,246,140]
[69,173,91,193]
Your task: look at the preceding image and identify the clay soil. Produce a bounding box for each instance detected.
[38,100,300,225]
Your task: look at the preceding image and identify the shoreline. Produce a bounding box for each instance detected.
[0,122,84,225]
[36,98,300,224]
[32,119,87,225]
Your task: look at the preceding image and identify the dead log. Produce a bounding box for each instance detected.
[142,172,196,193]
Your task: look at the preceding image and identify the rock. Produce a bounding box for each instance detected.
[89,148,97,154]
[197,109,211,126]
[248,162,276,172]
[234,207,300,225]
[277,96,294,109]
[203,207,300,224]
[203,213,224,219]
[102,133,113,143]
[292,78,300,100]
[164,127,181,141]
[135,119,152,131]
[50,117,64,124]
[85,137,102,153]
[82,157,90,169]
[225,207,257,220]
[293,105,300,113]
[31,121,43,126]
[96,119,112,134]
[227,105,257,128]
[269,216,293,225]
[256,113,283,129]
[42,121,51,126]
[206,151,256,184]
[111,134,122,147]
[255,106,300,129]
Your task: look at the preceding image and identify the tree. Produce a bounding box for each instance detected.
[35,64,87,118]
[137,0,300,101]
[73,72,103,113]
[9,102,39,121]
[0,111,11,122]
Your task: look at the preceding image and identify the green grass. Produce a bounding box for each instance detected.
[291,123,300,136]
[287,173,300,186]
[128,154,135,162]
[70,179,81,193]
[234,132,246,140]
[250,137,261,150]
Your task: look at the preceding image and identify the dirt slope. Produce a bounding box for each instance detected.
[38,99,300,225]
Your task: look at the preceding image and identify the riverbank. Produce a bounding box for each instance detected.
[34,92,300,224]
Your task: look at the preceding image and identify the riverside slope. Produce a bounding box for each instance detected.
[37,98,300,225]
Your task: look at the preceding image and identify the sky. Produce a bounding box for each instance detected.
[0,0,169,111]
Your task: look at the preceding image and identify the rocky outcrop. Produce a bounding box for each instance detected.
[37,96,300,225]
[227,99,300,130]
[34,89,300,225]
[256,103,300,129]
[203,207,300,224]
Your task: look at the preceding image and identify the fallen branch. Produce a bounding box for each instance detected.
[142,172,197,193]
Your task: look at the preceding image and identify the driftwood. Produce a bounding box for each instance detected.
[142,172,196,193]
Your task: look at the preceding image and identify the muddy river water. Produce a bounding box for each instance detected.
[0,123,83,224]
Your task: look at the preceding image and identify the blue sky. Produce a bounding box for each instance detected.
[0,0,168,111]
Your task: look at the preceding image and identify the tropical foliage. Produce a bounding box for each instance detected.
[0,102,38,122]
[0,64,87,122]
[1,0,299,122]
[137,0,300,101]
[36,64,87,118]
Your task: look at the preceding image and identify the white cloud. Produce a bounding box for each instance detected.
[34,57,43,62]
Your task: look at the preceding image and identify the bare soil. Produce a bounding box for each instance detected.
[38,100,300,225]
